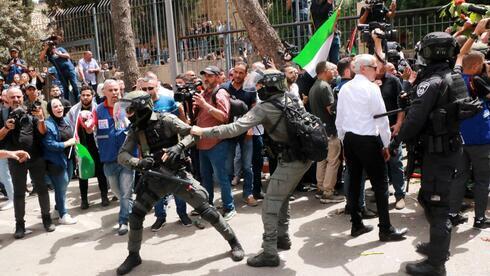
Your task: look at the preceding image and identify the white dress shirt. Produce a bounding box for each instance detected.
[335,74,391,148]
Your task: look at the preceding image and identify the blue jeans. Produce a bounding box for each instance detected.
[226,135,253,198]
[59,67,80,104]
[343,167,366,208]
[199,141,235,211]
[48,162,73,217]
[103,162,134,225]
[252,135,264,196]
[154,195,187,218]
[386,143,405,199]
[0,159,13,200]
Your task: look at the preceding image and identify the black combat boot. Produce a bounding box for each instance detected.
[228,238,245,261]
[406,260,446,276]
[277,235,292,250]
[415,242,450,260]
[14,222,26,239]
[42,215,56,232]
[246,252,280,267]
[116,251,142,275]
[81,198,89,210]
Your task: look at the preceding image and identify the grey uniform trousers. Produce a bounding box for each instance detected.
[262,157,312,255]
[128,169,236,253]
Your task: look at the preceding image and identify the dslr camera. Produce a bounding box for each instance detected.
[28,100,42,114]
[7,107,28,127]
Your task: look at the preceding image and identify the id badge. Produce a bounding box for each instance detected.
[98,119,109,129]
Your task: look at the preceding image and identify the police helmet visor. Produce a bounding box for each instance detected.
[243,70,264,92]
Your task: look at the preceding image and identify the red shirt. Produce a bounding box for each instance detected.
[195,88,230,150]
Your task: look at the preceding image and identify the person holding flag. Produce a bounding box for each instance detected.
[67,84,109,210]
[293,2,341,78]
[43,98,78,225]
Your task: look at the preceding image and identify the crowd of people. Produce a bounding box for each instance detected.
[0,1,489,275]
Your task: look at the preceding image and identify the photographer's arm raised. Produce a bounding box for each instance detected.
[455,19,489,67]
[39,44,49,62]
[372,29,386,61]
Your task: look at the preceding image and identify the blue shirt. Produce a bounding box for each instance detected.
[48,47,75,71]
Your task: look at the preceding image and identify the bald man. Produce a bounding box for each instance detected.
[78,51,101,94]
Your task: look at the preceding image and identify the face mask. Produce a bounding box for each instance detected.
[257,87,269,101]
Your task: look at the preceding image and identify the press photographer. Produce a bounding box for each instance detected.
[39,35,80,104]
[358,0,397,54]
[0,86,54,239]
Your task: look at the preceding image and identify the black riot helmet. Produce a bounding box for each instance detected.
[244,69,287,101]
[415,32,459,66]
[116,91,153,129]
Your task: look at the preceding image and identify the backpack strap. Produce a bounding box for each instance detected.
[212,82,231,106]
[138,130,151,157]
[266,93,288,135]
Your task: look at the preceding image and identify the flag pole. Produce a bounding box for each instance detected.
[67,109,81,159]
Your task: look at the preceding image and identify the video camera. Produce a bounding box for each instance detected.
[358,22,397,43]
[174,80,203,122]
[174,80,203,103]
[40,35,59,53]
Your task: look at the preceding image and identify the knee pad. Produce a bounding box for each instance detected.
[131,201,149,220]
[196,203,220,225]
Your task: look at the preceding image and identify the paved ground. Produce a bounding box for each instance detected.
[0,179,489,276]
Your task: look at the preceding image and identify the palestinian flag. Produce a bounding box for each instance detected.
[293,9,338,78]
[76,143,95,180]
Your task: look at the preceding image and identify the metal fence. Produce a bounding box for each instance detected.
[48,0,451,74]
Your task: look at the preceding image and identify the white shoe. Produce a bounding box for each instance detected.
[395,198,406,210]
[0,200,13,211]
[59,214,77,225]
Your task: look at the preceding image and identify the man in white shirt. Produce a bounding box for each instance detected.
[335,54,407,241]
[78,51,100,95]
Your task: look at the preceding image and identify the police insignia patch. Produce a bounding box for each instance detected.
[417,82,430,97]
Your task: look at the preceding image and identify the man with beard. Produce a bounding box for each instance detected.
[193,66,236,220]
[284,66,300,99]
[222,62,258,206]
[67,85,109,209]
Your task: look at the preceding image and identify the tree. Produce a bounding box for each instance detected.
[111,0,139,90]
[233,0,286,68]
[0,0,38,63]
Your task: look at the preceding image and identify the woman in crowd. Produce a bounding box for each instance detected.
[43,98,77,225]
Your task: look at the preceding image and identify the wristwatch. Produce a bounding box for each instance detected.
[470,32,479,40]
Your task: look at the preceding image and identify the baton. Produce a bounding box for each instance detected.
[143,170,194,187]
[373,108,405,119]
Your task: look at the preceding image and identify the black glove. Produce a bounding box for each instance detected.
[164,143,185,164]
[389,139,401,157]
[397,92,411,110]
[136,157,155,171]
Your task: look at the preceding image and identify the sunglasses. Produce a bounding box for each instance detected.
[141,87,155,91]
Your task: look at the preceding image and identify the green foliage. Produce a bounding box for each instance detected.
[0,1,35,61]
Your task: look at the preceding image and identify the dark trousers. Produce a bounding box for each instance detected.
[418,149,463,266]
[252,135,264,196]
[78,142,108,201]
[343,132,391,231]
[9,157,50,223]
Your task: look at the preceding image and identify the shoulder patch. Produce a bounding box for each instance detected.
[416,82,430,97]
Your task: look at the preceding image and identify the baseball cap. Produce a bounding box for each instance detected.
[10,47,19,53]
[200,66,221,76]
[0,76,4,81]
[26,84,36,90]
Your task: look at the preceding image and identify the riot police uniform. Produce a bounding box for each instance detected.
[197,69,313,267]
[395,32,472,276]
[115,91,244,275]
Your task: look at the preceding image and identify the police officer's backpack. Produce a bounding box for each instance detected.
[268,93,328,161]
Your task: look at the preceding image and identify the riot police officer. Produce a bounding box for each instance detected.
[394,32,476,276]
[115,91,244,275]
[191,69,313,267]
